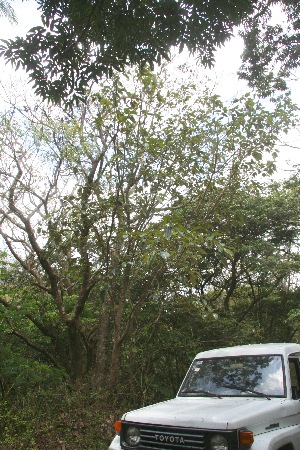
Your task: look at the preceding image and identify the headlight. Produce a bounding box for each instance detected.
[126,426,141,446]
[210,434,229,450]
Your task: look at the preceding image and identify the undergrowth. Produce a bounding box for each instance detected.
[0,383,125,450]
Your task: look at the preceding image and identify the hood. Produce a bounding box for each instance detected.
[123,396,295,430]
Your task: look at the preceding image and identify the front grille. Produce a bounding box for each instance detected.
[120,422,238,449]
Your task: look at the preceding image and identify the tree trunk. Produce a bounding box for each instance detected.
[108,338,122,388]
[67,321,85,383]
[93,293,112,387]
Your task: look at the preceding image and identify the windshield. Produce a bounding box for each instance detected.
[179,355,285,398]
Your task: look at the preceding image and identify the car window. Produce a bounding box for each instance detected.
[179,355,285,397]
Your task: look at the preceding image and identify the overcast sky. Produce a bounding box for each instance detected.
[0,0,299,178]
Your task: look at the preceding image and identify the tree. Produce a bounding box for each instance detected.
[0,67,295,385]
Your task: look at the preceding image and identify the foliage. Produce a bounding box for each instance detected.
[239,0,300,95]
[1,1,299,104]
[178,177,300,317]
[0,0,16,24]
[0,0,257,105]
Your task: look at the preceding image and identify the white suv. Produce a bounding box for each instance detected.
[109,343,300,450]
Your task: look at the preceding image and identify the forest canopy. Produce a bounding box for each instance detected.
[0,0,299,104]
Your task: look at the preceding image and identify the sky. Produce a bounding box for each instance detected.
[0,0,299,178]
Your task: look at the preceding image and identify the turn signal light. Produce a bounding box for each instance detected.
[114,420,122,433]
[239,430,254,445]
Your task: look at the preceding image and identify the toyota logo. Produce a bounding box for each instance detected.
[154,434,185,444]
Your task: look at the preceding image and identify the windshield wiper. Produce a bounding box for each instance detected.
[180,389,222,398]
[222,383,271,400]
